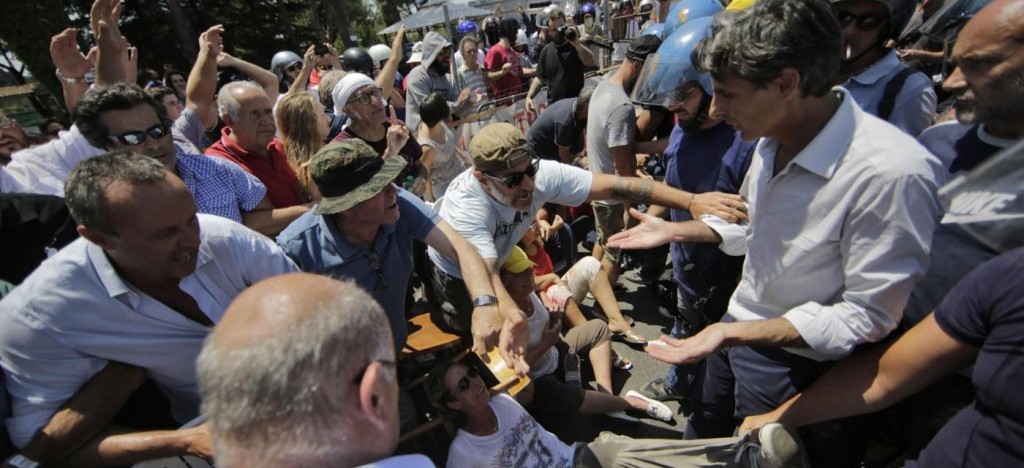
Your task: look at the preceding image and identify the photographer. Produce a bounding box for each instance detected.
[525,8,595,113]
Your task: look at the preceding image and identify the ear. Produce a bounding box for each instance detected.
[472,170,488,184]
[357,361,392,430]
[776,67,802,101]
[220,113,235,127]
[78,225,115,250]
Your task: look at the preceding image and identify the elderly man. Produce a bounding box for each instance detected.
[277,139,504,355]
[607,0,941,465]
[0,151,297,466]
[427,122,746,354]
[197,273,433,468]
[206,81,309,214]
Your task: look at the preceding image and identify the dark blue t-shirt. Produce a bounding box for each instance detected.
[663,121,754,297]
[912,247,1024,467]
[526,97,584,161]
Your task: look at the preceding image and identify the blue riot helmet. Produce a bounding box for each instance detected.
[631,17,714,127]
[457,19,479,35]
[580,2,598,18]
[642,23,666,39]
[662,0,723,39]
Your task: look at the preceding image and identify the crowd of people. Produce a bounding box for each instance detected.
[0,0,1022,466]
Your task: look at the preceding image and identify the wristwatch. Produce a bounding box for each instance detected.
[472,294,498,307]
[5,455,40,468]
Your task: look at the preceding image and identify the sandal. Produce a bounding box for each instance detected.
[592,304,636,327]
[612,354,633,370]
[613,330,647,345]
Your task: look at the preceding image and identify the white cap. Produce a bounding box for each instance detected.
[407,41,424,64]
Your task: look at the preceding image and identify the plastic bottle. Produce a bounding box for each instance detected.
[403,175,415,190]
[564,347,582,388]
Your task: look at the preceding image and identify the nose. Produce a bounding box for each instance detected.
[708,95,726,121]
[520,172,535,191]
[942,66,966,93]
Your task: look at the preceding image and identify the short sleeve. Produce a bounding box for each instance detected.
[934,249,1024,348]
[604,103,636,148]
[397,189,440,241]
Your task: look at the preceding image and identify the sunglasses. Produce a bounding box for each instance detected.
[107,123,169,146]
[444,365,479,401]
[483,157,540,188]
[837,11,887,31]
[286,63,303,73]
[348,88,384,105]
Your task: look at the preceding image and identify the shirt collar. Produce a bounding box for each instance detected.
[848,49,900,86]
[316,214,397,268]
[783,88,859,180]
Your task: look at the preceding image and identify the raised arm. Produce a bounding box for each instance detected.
[49,29,96,115]
[588,173,747,222]
[187,25,224,128]
[218,53,280,102]
[376,26,406,99]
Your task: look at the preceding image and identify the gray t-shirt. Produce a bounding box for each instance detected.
[172,107,211,153]
[586,79,636,205]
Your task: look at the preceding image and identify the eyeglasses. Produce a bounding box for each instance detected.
[836,11,887,31]
[286,63,302,73]
[348,88,384,105]
[670,83,701,105]
[482,156,540,188]
[443,365,479,401]
[367,251,388,291]
[107,123,169,146]
[351,359,398,385]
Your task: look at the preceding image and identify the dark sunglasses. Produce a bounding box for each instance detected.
[348,88,384,105]
[286,63,302,73]
[445,365,480,401]
[367,251,388,291]
[837,11,887,31]
[107,124,169,146]
[483,157,540,188]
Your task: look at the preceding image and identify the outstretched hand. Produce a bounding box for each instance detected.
[50,29,95,78]
[689,191,747,223]
[606,208,675,250]
[644,324,728,366]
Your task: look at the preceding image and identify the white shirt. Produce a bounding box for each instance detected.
[702,89,942,361]
[0,124,104,195]
[446,393,574,468]
[0,215,298,448]
[525,292,558,379]
[429,159,592,276]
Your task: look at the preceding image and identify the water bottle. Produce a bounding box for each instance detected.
[564,347,582,389]
[403,175,415,190]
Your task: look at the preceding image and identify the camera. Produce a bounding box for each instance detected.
[314,43,328,56]
[553,25,578,44]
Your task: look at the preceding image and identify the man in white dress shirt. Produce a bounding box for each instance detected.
[0,151,297,465]
[607,0,941,465]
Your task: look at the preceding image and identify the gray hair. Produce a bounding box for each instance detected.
[64,151,168,235]
[694,0,841,97]
[577,86,596,110]
[318,70,348,110]
[217,81,265,121]
[197,284,393,468]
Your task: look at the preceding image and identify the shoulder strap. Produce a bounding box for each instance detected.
[878,67,917,121]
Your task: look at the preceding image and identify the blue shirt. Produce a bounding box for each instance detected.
[842,49,936,137]
[0,215,298,448]
[663,121,754,297]
[176,148,267,223]
[276,189,439,349]
[913,248,1024,467]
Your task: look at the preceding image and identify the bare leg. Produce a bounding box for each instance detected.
[591,268,635,335]
[564,299,588,329]
[588,340,614,394]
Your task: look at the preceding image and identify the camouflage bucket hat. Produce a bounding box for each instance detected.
[310,140,407,215]
[470,122,532,173]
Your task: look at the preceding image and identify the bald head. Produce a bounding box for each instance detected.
[198,273,397,468]
[944,0,1024,134]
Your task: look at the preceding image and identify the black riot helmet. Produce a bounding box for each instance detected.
[341,47,376,75]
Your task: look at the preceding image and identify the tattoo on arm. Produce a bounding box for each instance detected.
[611,178,655,204]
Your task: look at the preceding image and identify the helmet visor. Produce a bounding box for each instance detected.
[630,52,705,107]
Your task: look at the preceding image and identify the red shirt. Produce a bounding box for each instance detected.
[205,128,302,208]
[485,43,523,99]
[526,244,555,277]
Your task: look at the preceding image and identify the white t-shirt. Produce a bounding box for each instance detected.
[525,292,558,379]
[446,393,574,468]
[586,79,636,205]
[429,159,592,277]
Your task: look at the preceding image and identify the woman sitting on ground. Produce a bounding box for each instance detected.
[276,92,330,202]
[520,221,646,345]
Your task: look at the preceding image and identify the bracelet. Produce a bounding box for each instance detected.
[55,68,86,84]
[684,193,694,211]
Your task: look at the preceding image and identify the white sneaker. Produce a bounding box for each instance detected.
[624,390,674,422]
[756,423,809,468]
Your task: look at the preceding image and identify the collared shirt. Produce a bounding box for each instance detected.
[205,127,303,208]
[176,148,266,223]
[0,215,298,448]
[842,49,936,137]
[0,124,104,196]
[703,89,942,361]
[429,160,592,277]
[276,189,439,349]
